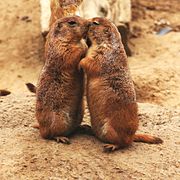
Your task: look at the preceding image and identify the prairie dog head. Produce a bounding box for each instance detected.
[48,16,89,43]
[88,17,121,46]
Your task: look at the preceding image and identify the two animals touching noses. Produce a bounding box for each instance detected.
[28,16,163,152]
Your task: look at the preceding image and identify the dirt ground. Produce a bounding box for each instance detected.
[0,0,180,179]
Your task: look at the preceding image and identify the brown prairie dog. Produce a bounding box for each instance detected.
[79,17,163,152]
[36,16,89,144]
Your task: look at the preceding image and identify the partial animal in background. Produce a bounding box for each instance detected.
[40,0,83,37]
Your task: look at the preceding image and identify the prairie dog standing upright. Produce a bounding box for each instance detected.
[36,16,89,144]
[79,17,163,152]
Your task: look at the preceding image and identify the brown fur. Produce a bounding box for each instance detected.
[36,16,89,143]
[79,17,163,152]
[0,90,11,96]
[50,0,82,27]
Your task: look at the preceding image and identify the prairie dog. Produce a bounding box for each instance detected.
[79,17,163,152]
[36,16,89,144]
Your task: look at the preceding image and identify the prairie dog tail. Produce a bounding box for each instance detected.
[0,89,11,96]
[134,134,163,144]
[26,83,36,93]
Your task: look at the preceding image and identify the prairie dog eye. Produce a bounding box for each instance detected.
[92,21,100,26]
[68,21,77,27]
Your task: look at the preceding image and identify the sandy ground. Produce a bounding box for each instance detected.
[0,0,180,179]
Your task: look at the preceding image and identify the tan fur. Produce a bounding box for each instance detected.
[50,0,82,27]
[80,17,163,152]
[36,16,89,143]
